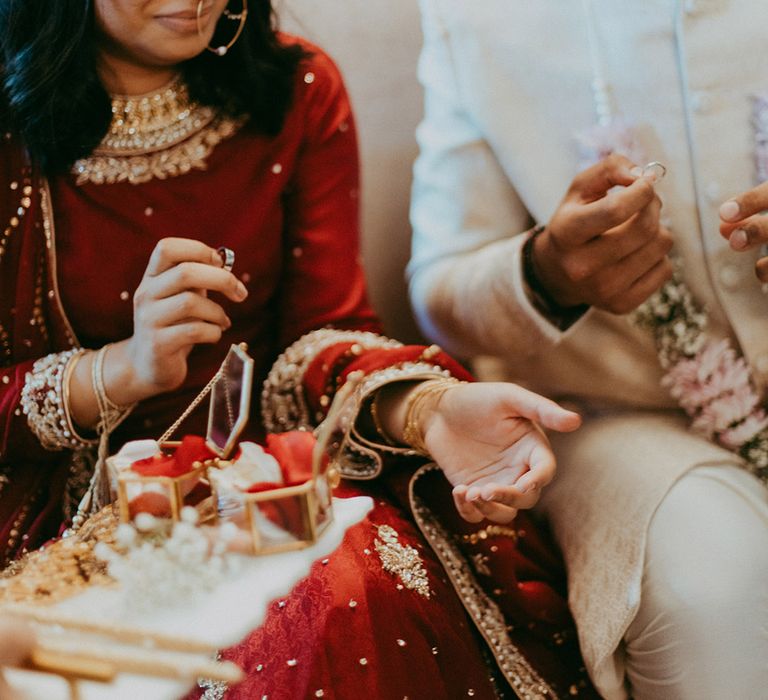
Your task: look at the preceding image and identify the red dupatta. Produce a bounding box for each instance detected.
[0,135,80,563]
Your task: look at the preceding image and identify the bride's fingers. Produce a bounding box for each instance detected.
[467,497,518,524]
[497,384,582,433]
[478,483,540,510]
[452,485,485,523]
[514,443,557,493]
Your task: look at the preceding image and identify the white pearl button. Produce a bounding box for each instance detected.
[755,352,768,375]
[718,263,740,290]
[684,0,699,14]
[691,91,712,114]
[705,181,721,202]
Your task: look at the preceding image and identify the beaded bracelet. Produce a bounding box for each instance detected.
[401,377,463,456]
[521,225,589,330]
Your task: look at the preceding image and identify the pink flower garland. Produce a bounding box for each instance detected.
[578,114,768,479]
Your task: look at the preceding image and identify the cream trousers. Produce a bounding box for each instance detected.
[621,465,768,699]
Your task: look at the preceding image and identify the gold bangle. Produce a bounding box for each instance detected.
[369,391,399,446]
[62,348,92,443]
[401,377,463,456]
[91,344,135,434]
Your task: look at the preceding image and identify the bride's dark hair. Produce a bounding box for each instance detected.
[0,0,306,173]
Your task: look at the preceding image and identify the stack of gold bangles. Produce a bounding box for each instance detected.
[401,377,463,456]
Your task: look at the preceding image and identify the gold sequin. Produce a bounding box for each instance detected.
[462,525,519,545]
[374,525,431,599]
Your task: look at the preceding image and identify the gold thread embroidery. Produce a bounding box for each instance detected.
[261,328,403,436]
[40,181,79,348]
[471,552,492,577]
[409,463,556,699]
[374,524,431,599]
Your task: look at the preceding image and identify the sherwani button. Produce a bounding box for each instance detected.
[691,91,712,113]
[718,263,740,290]
[705,181,721,202]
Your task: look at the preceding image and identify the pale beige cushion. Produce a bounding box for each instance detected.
[276,0,424,342]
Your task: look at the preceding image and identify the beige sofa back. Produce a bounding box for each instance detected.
[276,0,424,342]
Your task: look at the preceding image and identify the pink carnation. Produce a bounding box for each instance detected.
[663,339,753,413]
[692,384,762,437]
[719,411,768,449]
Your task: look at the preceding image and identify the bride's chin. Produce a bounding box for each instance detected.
[141,37,212,66]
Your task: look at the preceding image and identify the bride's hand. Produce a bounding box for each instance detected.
[123,237,248,399]
[421,382,581,524]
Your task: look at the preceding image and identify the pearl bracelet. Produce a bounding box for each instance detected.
[21,348,96,451]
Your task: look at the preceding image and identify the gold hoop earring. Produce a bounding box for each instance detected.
[196,0,248,57]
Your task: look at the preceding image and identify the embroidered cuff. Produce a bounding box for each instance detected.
[261,328,403,433]
[341,363,458,479]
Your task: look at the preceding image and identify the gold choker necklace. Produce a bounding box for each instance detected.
[99,78,216,156]
[73,78,243,185]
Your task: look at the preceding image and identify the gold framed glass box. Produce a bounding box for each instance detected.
[108,343,254,525]
[108,343,344,555]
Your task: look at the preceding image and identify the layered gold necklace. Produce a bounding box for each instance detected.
[73,77,243,186]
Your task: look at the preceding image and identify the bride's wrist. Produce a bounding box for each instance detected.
[401,378,461,455]
[103,339,156,406]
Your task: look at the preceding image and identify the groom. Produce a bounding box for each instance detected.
[408,1,768,698]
